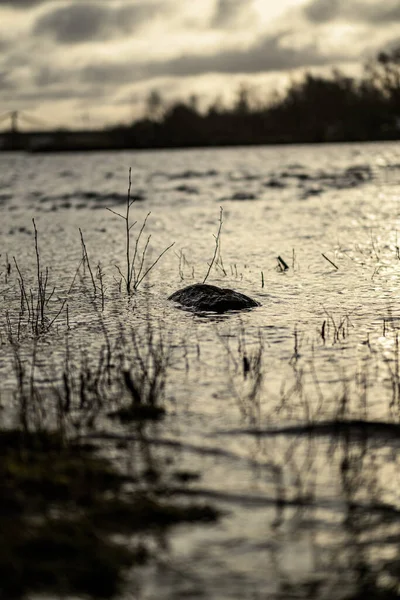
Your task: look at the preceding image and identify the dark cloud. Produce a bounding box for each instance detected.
[68,31,348,90]
[29,61,135,96]
[80,62,136,85]
[304,0,339,23]
[367,3,400,23]
[304,0,400,24]
[144,33,347,78]
[34,3,107,43]
[33,1,164,44]
[211,0,248,28]
[0,0,47,7]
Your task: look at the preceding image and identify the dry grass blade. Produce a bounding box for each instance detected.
[203,206,223,284]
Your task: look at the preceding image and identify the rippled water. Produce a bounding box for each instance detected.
[2,142,400,599]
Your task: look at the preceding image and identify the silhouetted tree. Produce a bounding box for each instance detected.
[233,83,252,115]
[112,45,400,149]
[365,45,400,120]
[188,94,199,112]
[161,102,206,146]
[207,95,225,117]
[145,89,165,121]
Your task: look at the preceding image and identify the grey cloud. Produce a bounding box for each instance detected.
[34,3,106,43]
[0,23,357,113]
[33,1,164,44]
[1,61,120,104]
[1,84,106,104]
[80,62,137,85]
[211,0,247,28]
[0,37,10,52]
[33,61,137,94]
[0,69,15,91]
[0,40,45,69]
[69,32,347,89]
[0,0,47,7]
[34,65,66,87]
[387,36,400,50]
[304,0,400,24]
[144,33,347,78]
[113,4,163,32]
[304,0,340,23]
[367,4,400,23]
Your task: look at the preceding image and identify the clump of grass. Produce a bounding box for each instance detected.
[107,168,174,294]
[10,219,79,339]
[321,309,354,344]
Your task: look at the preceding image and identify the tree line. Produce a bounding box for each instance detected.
[111,46,400,147]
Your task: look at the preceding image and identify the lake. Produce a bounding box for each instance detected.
[1,142,400,599]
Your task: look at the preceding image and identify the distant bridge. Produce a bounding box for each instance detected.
[0,110,63,151]
[0,110,102,152]
[0,110,52,133]
[0,111,132,152]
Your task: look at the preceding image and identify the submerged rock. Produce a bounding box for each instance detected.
[168,283,260,313]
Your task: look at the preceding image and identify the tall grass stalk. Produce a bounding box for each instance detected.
[107,168,174,293]
[203,206,223,284]
[79,228,97,298]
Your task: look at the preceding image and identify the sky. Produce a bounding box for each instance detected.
[0,0,399,131]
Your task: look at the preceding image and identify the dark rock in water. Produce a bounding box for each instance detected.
[107,404,165,422]
[174,184,199,194]
[230,191,257,201]
[263,178,286,188]
[168,283,260,313]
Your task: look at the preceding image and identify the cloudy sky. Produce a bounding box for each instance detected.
[0,0,398,130]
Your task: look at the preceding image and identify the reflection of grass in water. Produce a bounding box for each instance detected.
[8,315,172,432]
[0,290,216,598]
[0,429,219,599]
[0,317,220,598]
[0,429,132,599]
[216,319,400,598]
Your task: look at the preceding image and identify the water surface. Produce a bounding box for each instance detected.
[1,142,400,599]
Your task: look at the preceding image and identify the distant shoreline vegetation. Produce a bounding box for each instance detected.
[2,47,400,152]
